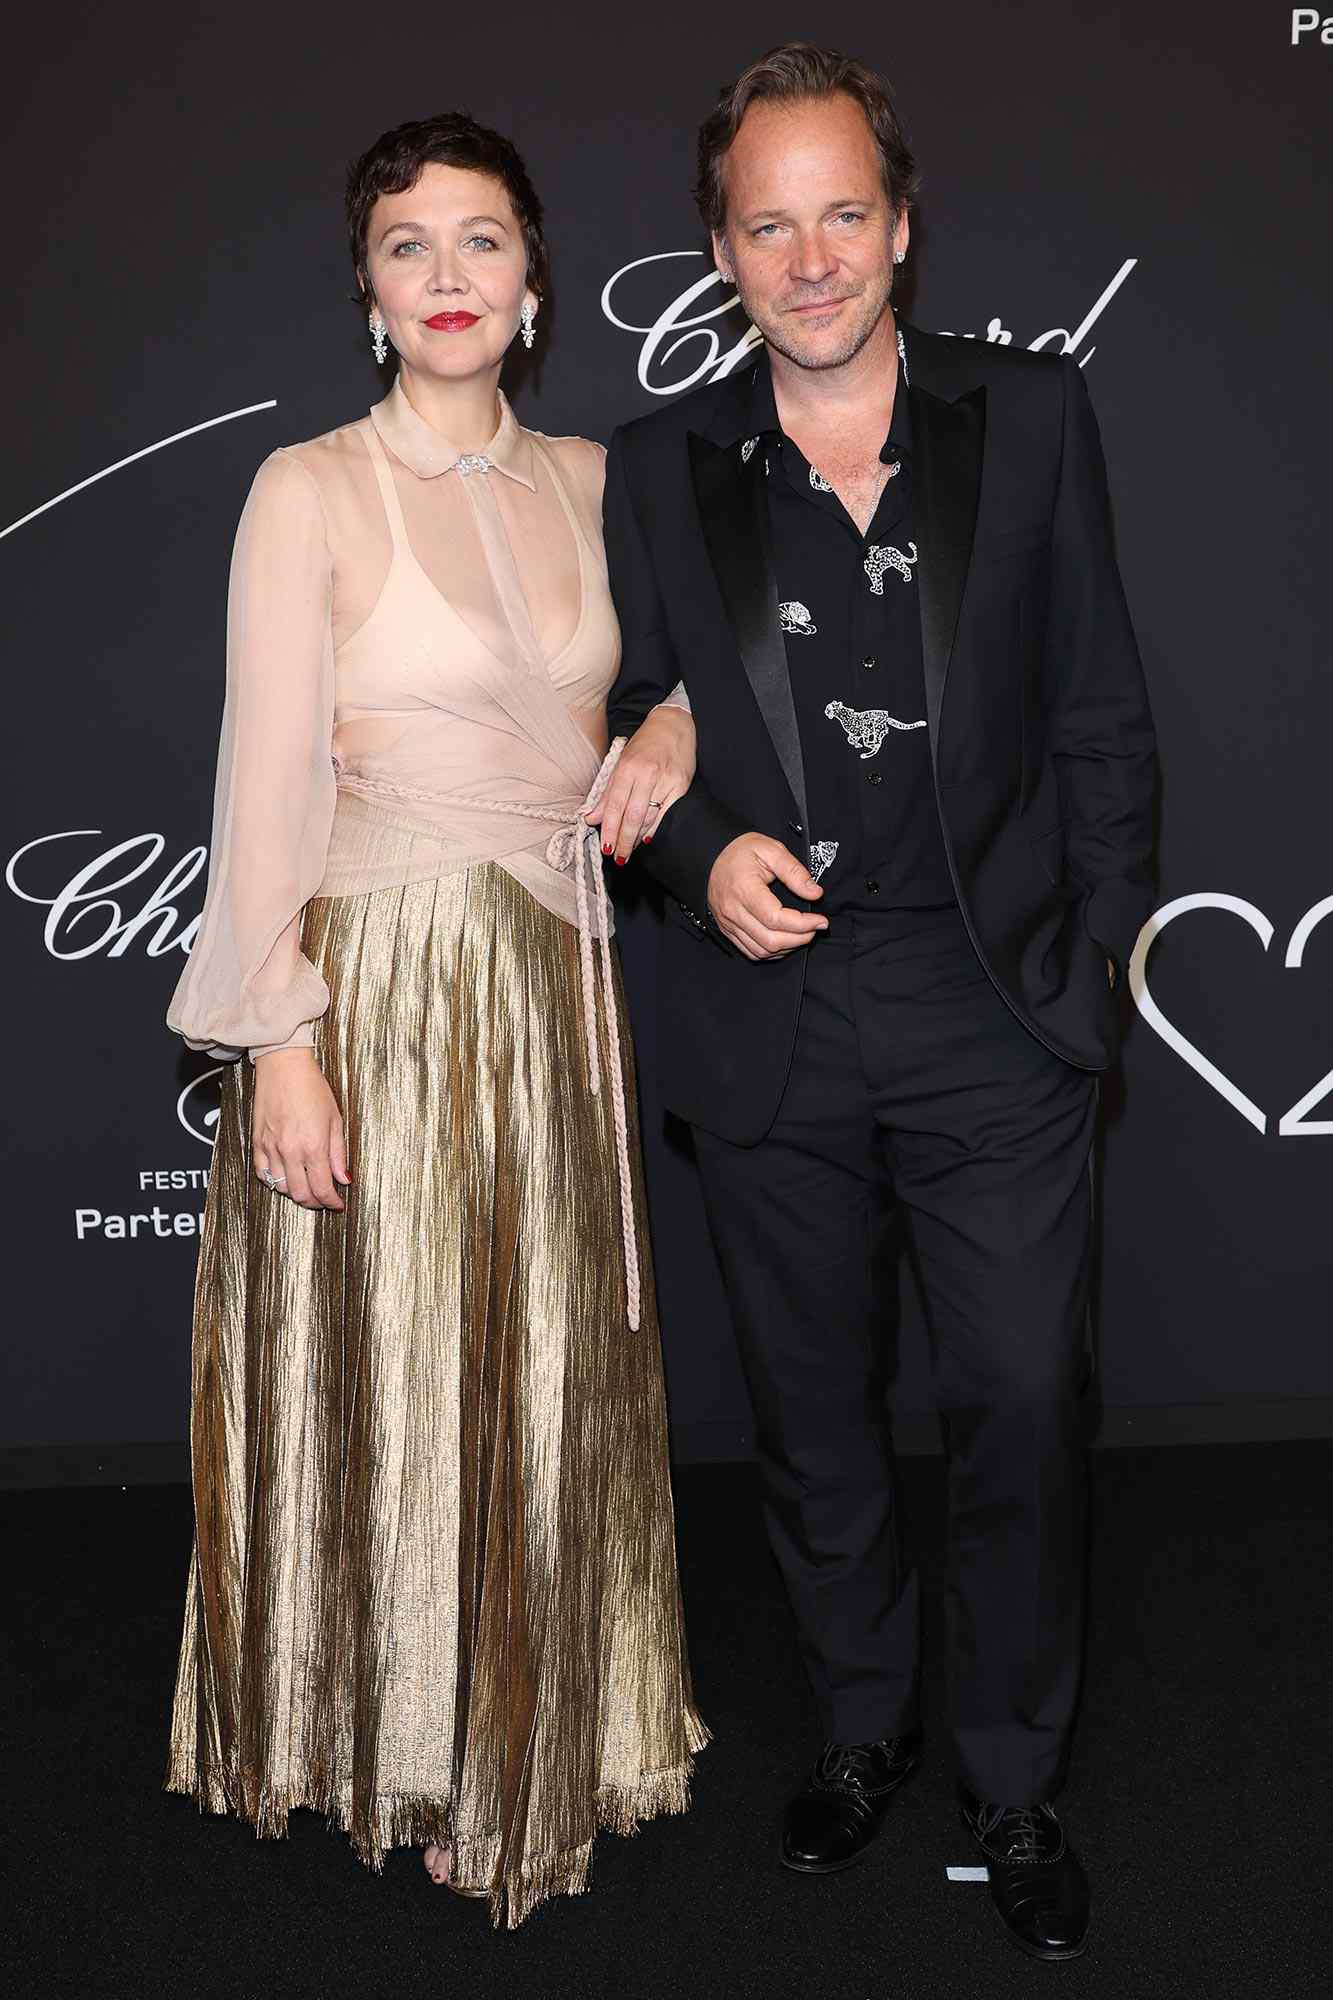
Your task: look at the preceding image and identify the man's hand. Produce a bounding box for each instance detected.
[708,834,828,960]
[587,704,696,863]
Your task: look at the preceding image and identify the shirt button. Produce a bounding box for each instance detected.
[865,878,880,895]
[862,657,877,671]
[867,770,883,786]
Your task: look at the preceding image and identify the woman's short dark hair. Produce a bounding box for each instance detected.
[346,112,549,303]
[695,43,919,240]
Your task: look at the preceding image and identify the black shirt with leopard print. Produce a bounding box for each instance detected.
[747,351,956,915]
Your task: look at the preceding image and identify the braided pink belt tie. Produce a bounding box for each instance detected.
[544,739,641,1331]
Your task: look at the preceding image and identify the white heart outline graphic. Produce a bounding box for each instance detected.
[1129,892,1333,1136]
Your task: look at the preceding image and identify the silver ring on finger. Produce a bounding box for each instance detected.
[261,1168,288,1190]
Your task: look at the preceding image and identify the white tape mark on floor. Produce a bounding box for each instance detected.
[946,1865,989,1881]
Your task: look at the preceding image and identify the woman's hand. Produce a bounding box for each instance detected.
[252,1048,351,1210]
[587,703,697,864]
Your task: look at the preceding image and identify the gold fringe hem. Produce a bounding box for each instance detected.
[165,1717,709,1929]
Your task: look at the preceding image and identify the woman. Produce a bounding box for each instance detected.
[165,112,705,1927]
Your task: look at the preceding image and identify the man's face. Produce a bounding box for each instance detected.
[713,92,908,373]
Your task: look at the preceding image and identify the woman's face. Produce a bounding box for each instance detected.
[364,161,535,383]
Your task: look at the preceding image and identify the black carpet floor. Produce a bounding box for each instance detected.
[4,1442,1330,2000]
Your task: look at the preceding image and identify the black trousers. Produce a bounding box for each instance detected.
[691,906,1097,1805]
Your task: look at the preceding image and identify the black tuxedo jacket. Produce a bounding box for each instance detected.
[605,323,1157,1146]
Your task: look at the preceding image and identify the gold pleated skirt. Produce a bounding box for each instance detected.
[165,865,707,1927]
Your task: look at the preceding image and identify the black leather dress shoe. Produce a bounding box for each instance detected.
[959,1791,1090,1961]
[780,1733,921,1874]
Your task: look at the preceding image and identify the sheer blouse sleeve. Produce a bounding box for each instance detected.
[167,449,337,1061]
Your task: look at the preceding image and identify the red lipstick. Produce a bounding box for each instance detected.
[425,310,479,331]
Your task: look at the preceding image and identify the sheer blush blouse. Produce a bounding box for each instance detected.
[168,383,681,1061]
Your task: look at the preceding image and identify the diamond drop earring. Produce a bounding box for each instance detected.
[893,250,905,266]
[369,311,388,365]
[520,301,536,351]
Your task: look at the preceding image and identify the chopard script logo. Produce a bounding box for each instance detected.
[5,830,204,959]
[4,830,223,1139]
[601,253,1138,396]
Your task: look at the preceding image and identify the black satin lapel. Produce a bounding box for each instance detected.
[911,383,986,747]
[688,433,808,832]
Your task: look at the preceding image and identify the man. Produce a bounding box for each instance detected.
[598,42,1156,1963]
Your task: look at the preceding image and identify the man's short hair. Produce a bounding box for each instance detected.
[695,42,919,239]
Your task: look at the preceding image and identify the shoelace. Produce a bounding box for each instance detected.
[976,1802,1050,1863]
[816,1739,899,1792]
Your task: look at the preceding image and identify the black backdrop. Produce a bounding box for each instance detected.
[4,3,1332,1471]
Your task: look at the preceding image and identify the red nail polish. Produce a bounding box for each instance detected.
[643,835,653,845]
[602,844,613,856]
[615,855,627,867]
